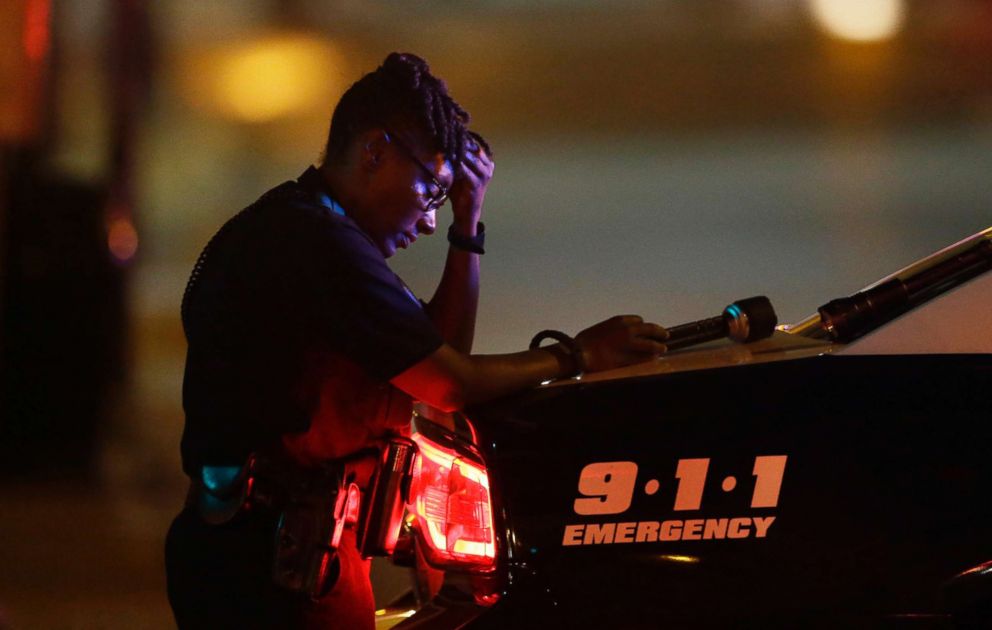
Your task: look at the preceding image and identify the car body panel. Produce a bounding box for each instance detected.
[392,229,992,628]
[458,353,992,627]
[838,271,992,355]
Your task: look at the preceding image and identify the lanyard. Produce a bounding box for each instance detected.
[316,191,347,218]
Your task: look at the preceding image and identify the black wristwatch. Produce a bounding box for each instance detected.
[447,222,485,254]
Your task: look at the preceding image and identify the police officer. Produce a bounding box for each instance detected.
[165,52,669,629]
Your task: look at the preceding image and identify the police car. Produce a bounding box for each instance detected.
[370,227,992,629]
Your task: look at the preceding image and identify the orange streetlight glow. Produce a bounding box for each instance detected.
[183,34,345,123]
[107,216,139,263]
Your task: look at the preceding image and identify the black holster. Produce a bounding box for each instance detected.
[191,453,359,601]
[265,461,350,600]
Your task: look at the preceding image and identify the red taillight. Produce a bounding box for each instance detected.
[409,433,496,568]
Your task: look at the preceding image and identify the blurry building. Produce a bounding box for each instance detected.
[1,0,991,626]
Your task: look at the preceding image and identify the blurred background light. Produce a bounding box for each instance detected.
[1,0,50,142]
[107,215,139,263]
[3,1,992,626]
[183,33,344,123]
[808,0,905,42]
[23,0,51,62]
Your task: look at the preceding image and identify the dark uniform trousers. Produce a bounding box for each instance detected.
[165,507,374,629]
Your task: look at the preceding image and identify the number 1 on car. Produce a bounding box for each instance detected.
[573,455,788,515]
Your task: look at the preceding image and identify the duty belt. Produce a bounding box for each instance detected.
[188,438,417,600]
[189,450,366,600]
[188,450,369,527]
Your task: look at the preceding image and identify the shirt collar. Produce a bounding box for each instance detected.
[300,165,347,217]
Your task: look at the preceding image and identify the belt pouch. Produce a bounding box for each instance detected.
[358,437,417,557]
[270,464,347,600]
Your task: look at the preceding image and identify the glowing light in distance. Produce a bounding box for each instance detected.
[808,0,905,42]
[187,34,344,123]
[23,0,51,62]
[107,217,139,263]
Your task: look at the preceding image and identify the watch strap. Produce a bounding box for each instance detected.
[447,222,485,254]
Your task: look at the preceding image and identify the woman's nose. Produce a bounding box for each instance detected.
[418,209,437,235]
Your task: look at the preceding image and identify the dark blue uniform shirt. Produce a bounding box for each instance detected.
[179,167,442,475]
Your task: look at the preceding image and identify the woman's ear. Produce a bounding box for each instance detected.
[360,130,389,171]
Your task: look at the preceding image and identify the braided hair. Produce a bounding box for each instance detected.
[324,52,474,164]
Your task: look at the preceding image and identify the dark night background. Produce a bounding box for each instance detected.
[1,0,991,626]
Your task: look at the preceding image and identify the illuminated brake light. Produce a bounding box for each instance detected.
[409,433,496,568]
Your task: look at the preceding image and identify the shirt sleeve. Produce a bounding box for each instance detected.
[308,213,444,381]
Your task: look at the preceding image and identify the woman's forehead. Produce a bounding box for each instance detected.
[432,157,455,189]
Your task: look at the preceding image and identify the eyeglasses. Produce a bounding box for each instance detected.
[383,130,449,211]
